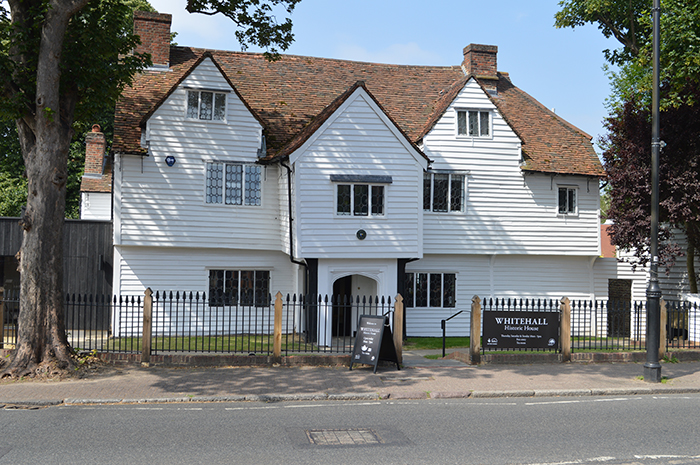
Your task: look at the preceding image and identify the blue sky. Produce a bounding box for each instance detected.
[149,0,621,153]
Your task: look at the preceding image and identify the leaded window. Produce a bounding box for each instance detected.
[424,172,465,212]
[337,184,384,216]
[209,269,270,307]
[404,272,456,308]
[187,90,226,121]
[206,162,262,206]
[558,186,577,215]
[457,110,490,137]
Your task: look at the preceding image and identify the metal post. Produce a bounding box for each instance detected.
[645,0,662,383]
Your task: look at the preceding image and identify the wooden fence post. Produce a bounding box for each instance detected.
[470,295,481,365]
[142,288,153,367]
[659,298,667,360]
[560,297,571,362]
[0,286,4,349]
[393,294,404,365]
[273,292,283,358]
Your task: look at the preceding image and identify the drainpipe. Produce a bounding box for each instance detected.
[280,161,308,293]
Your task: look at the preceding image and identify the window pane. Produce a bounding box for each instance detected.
[240,271,255,305]
[225,164,242,205]
[226,270,239,305]
[430,274,442,307]
[371,185,384,215]
[404,273,414,308]
[415,273,428,307]
[245,165,262,206]
[337,185,351,215]
[433,174,449,212]
[468,111,478,136]
[480,111,489,136]
[206,163,223,204]
[199,91,213,120]
[209,270,225,306]
[254,271,270,307]
[214,93,226,120]
[354,184,368,216]
[457,111,467,135]
[443,274,456,308]
[423,173,432,211]
[187,91,199,119]
[568,189,576,213]
[558,187,567,214]
[450,175,464,212]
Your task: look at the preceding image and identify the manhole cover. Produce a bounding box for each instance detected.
[305,428,383,446]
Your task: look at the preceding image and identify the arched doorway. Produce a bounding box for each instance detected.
[332,274,378,337]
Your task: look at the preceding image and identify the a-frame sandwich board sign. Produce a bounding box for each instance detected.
[349,314,400,373]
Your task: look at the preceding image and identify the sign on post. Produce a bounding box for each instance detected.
[350,315,400,373]
[483,311,559,350]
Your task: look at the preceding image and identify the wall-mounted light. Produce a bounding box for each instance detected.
[165,156,176,167]
[356,229,367,240]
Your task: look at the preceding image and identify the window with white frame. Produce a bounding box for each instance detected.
[457,110,490,137]
[337,184,384,216]
[187,90,227,121]
[557,186,577,215]
[208,269,270,307]
[423,172,465,212]
[404,272,456,308]
[206,162,262,206]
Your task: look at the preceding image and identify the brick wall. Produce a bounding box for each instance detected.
[462,44,498,78]
[133,10,172,67]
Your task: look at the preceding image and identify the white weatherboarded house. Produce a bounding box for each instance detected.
[106,11,654,337]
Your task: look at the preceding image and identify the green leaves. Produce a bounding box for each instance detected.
[556,0,700,107]
[186,0,300,60]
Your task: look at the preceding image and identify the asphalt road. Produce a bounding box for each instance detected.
[1,394,699,464]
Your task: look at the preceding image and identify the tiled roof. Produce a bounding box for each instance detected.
[113,46,604,177]
[79,159,112,193]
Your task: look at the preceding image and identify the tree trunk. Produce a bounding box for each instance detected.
[1,0,90,378]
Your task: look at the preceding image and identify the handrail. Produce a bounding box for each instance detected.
[441,310,464,358]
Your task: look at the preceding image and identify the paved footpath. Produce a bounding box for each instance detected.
[1,350,700,406]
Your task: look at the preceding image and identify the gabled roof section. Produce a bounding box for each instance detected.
[266,81,429,164]
[490,75,604,177]
[114,45,604,176]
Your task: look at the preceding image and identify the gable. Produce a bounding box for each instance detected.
[288,86,428,169]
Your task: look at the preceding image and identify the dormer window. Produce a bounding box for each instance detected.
[187,90,226,121]
[457,110,490,137]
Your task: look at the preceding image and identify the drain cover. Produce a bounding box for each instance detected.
[305,428,383,446]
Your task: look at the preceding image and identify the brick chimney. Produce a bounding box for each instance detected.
[462,44,498,78]
[133,10,172,68]
[84,124,106,178]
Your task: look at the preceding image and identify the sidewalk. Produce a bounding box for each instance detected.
[1,350,699,407]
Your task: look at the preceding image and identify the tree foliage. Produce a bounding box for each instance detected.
[602,83,700,291]
[555,0,700,107]
[0,0,300,378]
[186,0,300,60]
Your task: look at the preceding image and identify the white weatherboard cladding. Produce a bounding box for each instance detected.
[116,155,281,249]
[422,79,600,255]
[112,246,300,338]
[113,246,298,296]
[404,254,610,337]
[294,94,423,258]
[80,192,111,220]
[116,59,283,250]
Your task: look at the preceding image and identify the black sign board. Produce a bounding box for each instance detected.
[349,315,400,373]
[483,311,559,350]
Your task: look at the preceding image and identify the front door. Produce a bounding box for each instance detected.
[332,275,353,337]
